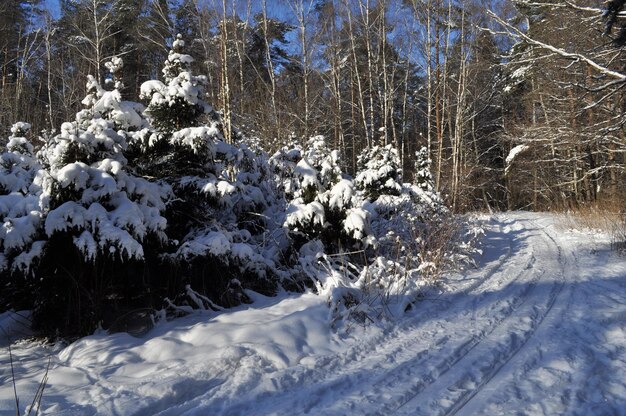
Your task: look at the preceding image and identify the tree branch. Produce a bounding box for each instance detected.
[487,10,626,84]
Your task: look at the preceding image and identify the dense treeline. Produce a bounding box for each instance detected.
[2,0,625,211]
[0,26,450,337]
[0,0,624,337]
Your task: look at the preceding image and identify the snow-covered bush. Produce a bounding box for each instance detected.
[309,142,460,328]
[275,138,459,324]
[355,144,402,200]
[0,123,46,311]
[279,136,373,255]
[362,145,448,268]
[26,66,172,335]
[132,37,284,311]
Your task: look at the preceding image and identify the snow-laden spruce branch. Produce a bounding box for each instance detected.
[487,10,626,88]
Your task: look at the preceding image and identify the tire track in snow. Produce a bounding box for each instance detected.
[294,218,542,414]
[142,213,597,416]
[418,216,569,415]
[176,219,522,413]
[384,217,566,415]
[439,219,568,416]
[455,217,603,415]
[217,216,552,415]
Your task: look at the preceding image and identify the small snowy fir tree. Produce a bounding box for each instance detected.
[29,71,170,335]
[269,140,303,201]
[132,34,218,180]
[136,34,230,234]
[140,34,211,135]
[302,135,342,191]
[414,147,434,192]
[0,122,45,275]
[281,136,373,253]
[408,147,447,220]
[355,144,402,200]
[88,57,146,131]
[134,36,283,308]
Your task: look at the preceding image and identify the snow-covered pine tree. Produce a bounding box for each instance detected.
[269,141,302,201]
[140,34,212,136]
[133,34,220,234]
[302,135,342,192]
[282,136,372,254]
[355,144,402,200]
[91,56,146,132]
[414,147,435,192]
[136,36,282,309]
[169,134,286,308]
[409,147,447,221]
[31,66,170,336]
[0,122,46,311]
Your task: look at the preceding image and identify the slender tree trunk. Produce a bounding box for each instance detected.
[220,0,232,143]
[345,1,370,148]
[45,20,55,130]
[262,0,280,140]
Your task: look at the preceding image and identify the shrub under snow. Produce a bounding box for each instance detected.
[0,122,44,277]
[292,143,463,329]
[0,40,470,339]
[278,136,373,255]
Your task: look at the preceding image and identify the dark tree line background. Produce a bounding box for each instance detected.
[1,0,625,212]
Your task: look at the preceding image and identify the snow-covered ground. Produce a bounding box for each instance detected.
[2,211,626,415]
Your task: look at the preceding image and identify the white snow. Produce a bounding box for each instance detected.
[177,231,231,258]
[10,122,31,135]
[293,159,319,191]
[2,212,626,415]
[140,80,166,101]
[505,144,529,172]
[285,200,325,230]
[343,207,371,243]
[322,179,354,211]
[104,57,123,74]
[6,137,34,155]
[170,126,220,155]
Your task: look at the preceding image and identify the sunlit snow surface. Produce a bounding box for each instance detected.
[2,212,626,415]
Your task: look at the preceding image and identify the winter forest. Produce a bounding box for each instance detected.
[0,0,625,341]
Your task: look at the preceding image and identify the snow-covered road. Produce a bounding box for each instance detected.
[2,212,626,415]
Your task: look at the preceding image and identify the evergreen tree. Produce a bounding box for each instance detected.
[30,66,169,335]
[0,122,45,274]
[414,147,434,192]
[355,144,402,200]
[137,34,220,235]
[139,34,211,139]
[137,36,282,307]
[282,136,372,253]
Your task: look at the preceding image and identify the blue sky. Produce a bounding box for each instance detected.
[44,0,60,17]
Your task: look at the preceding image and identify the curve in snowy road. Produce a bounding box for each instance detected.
[148,212,626,415]
[2,212,626,416]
